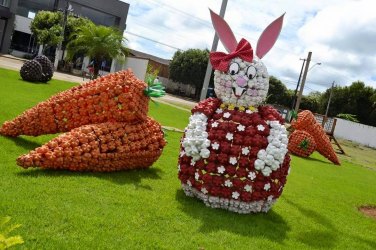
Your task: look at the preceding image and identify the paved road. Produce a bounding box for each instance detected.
[0,54,197,109]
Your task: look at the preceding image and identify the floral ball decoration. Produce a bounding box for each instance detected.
[290,110,340,165]
[1,70,167,172]
[177,10,289,213]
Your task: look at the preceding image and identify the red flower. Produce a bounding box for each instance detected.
[229,144,241,155]
[232,178,243,189]
[205,162,217,173]
[236,167,247,178]
[241,191,252,202]
[218,153,229,164]
[238,156,249,168]
[233,134,243,144]
[202,173,213,183]
[226,165,236,176]
[220,142,231,153]
[213,176,223,186]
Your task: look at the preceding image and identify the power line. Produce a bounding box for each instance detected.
[125,31,183,51]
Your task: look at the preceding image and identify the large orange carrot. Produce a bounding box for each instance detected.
[17,117,166,172]
[288,130,316,157]
[0,70,149,137]
[291,110,340,165]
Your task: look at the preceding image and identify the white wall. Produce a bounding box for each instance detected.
[111,57,148,80]
[334,118,376,148]
[15,15,32,34]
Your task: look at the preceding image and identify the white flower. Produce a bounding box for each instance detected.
[177,165,181,172]
[224,179,233,187]
[179,151,186,157]
[248,171,256,180]
[215,108,223,114]
[264,183,271,191]
[232,191,240,199]
[223,112,231,118]
[262,167,272,176]
[200,148,210,158]
[257,124,265,131]
[195,172,200,180]
[190,159,196,166]
[187,180,192,187]
[254,159,265,170]
[229,157,237,165]
[211,142,220,150]
[242,147,250,155]
[226,133,233,141]
[244,185,252,192]
[212,121,219,128]
[237,124,245,131]
[257,149,267,160]
[201,187,208,194]
[245,109,254,114]
[267,195,274,202]
[217,165,226,174]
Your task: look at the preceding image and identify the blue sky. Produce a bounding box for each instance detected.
[121,0,376,94]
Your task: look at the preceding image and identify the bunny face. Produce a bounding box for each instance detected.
[213,57,269,107]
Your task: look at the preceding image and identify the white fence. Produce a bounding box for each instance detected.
[334,118,376,148]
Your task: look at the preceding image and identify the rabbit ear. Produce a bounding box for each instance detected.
[209,9,238,53]
[256,13,285,59]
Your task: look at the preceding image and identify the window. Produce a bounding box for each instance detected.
[70,2,119,27]
[17,0,55,18]
[10,30,38,53]
[0,0,10,8]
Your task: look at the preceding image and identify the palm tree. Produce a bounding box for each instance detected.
[66,23,128,79]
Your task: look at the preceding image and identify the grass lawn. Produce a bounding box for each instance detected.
[0,67,376,249]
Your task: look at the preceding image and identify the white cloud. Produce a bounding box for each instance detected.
[121,0,376,92]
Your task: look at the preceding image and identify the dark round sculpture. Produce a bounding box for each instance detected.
[20,55,54,83]
[20,60,44,82]
[34,55,54,82]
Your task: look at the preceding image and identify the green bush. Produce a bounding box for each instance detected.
[0,217,24,249]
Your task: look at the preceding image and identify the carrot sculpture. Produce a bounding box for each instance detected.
[290,110,340,165]
[0,70,149,137]
[288,130,316,157]
[1,70,167,171]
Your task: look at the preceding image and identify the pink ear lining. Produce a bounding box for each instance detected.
[209,9,238,53]
[256,13,285,59]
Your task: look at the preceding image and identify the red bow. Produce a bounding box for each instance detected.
[210,38,253,72]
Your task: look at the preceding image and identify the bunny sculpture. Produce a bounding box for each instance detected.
[177,10,290,213]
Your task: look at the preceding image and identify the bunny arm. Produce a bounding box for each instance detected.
[181,98,222,161]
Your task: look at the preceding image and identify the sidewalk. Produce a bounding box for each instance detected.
[0,54,197,108]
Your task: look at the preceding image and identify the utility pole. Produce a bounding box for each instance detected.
[325,81,335,116]
[294,51,312,113]
[291,58,306,110]
[199,0,228,101]
[54,0,70,71]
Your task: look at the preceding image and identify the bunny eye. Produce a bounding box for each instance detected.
[246,66,257,79]
[228,63,239,75]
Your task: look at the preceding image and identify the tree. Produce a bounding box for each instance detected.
[30,11,63,51]
[266,76,292,106]
[318,81,376,126]
[169,49,210,99]
[30,11,93,54]
[300,91,321,113]
[66,23,128,79]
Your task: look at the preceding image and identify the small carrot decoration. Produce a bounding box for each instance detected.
[288,130,316,157]
[290,110,340,165]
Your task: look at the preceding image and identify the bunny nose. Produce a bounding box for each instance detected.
[236,77,247,87]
